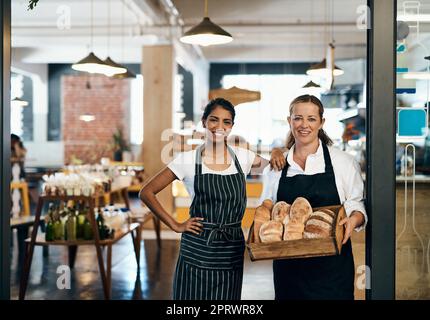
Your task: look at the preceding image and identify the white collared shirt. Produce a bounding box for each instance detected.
[259,140,367,232]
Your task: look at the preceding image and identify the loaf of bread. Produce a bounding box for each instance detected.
[271,201,290,222]
[303,209,335,239]
[253,205,271,243]
[290,197,312,224]
[283,221,305,240]
[262,199,274,211]
[259,220,283,243]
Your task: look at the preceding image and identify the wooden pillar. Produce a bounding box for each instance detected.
[141,45,175,215]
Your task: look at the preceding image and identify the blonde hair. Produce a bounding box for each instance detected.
[286,94,333,149]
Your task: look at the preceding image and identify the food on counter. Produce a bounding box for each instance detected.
[303,209,335,239]
[253,205,271,243]
[290,197,312,224]
[271,201,290,222]
[259,220,283,243]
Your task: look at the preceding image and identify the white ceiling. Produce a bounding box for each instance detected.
[10,0,375,64]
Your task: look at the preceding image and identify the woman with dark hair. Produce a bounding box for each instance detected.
[140,98,278,300]
[261,94,367,300]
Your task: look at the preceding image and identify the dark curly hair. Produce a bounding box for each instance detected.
[202,98,236,123]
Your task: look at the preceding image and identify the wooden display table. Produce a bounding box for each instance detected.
[19,191,141,300]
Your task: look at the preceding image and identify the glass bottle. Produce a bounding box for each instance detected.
[45,220,54,241]
[66,212,77,241]
[96,210,105,240]
[83,216,93,240]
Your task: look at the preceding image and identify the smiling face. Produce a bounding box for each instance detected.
[202,105,234,144]
[288,101,325,146]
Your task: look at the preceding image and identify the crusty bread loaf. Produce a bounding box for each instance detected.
[319,208,336,219]
[259,221,283,243]
[262,199,274,211]
[253,205,271,244]
[271,201,291,222]
[283,221,305,240]
[303,210,334,239]
[290,197,312,224]
[308,210,334,225]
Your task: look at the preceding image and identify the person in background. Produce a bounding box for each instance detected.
[139,98,284,300]
[11,134,27,179]
[263,94,367,300]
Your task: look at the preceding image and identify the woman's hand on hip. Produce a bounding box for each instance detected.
[173,217,204,235]
[338,211,365,244]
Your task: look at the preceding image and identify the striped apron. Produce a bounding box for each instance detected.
[173,145,247,300]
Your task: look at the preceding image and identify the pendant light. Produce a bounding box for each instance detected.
[306,0,344,78]
[11,97,28,107]
[306,57,344,77]
[72,0,108,74]
[180,0,233,46]
[303,80,321,88]
[102,0,127,76]
[113,0,136,79]
[303,2,321,89]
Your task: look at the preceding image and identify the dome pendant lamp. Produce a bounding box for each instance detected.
[102,0,126,76]
[72,0,108,74]
[180,0,233,46]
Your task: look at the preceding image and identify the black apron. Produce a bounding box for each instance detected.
[273,143,355,300]
[173,145,247,300]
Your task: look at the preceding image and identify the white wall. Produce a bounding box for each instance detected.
[12,50,64,167]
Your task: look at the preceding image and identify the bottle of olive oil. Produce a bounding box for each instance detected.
[45,203,54,241]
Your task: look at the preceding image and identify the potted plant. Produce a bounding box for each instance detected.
[112,127,131,162]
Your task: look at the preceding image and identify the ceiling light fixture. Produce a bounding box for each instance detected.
[79,114,96,122]
[11,97,29,107]
[113,1,136,79]
[72,0,109,74]
[306,0,344,80]
[180,0,233,46]
[102,0,127,77]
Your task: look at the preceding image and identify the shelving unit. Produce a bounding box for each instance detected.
[19,188,141,300]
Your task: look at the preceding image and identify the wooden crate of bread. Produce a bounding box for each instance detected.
[246,198,346,261]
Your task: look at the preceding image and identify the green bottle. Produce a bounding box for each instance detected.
[53,220,63,240]
[45,221,54,241]
[83,217,93,240]
[77,207,87,239]
[96,211,105,240]
[66,214,77,241]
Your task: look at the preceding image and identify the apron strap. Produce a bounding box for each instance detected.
[194,144,244,175]
[321,143,334,173]
[280,142,334,177]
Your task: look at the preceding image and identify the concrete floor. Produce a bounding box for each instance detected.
[10,229,275,300]
[10,227,370,300]
[10,193,367,300]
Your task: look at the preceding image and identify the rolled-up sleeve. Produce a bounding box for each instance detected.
[342,158,368,232]
[259,166,278,204]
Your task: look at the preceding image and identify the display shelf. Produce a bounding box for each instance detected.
[26,223,140,246]
[19,188,141,300]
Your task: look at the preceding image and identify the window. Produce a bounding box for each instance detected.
[221,74,344,146]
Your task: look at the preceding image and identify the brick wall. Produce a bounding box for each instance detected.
[62,75,130,164]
